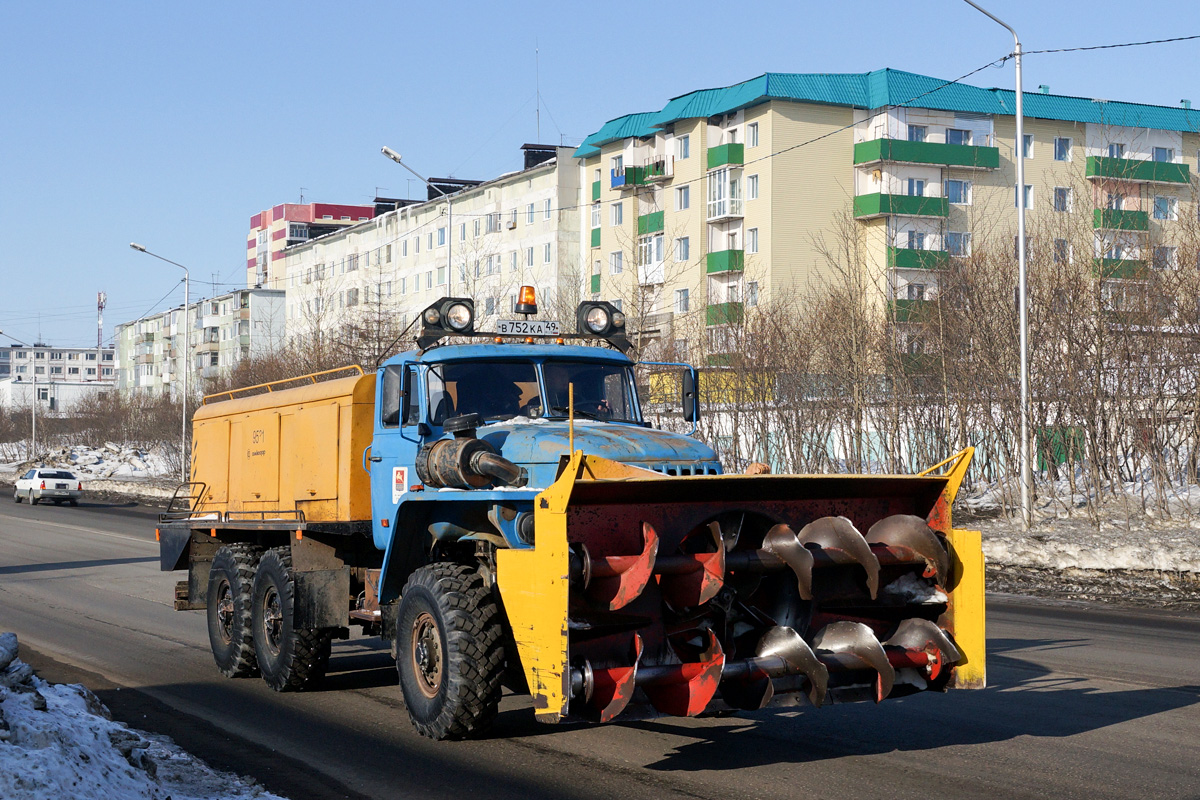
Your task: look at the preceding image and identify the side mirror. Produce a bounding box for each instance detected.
[682,368,699,423]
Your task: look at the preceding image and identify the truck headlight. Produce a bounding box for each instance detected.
[585,306,609,333]
[446,302,473,331]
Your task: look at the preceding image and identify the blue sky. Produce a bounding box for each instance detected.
[1,0,1196,346]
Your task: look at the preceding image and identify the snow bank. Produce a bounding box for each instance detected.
[0,443,173,481]
[0,633,285,800]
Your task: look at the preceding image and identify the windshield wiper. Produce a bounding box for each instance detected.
[549,405,604,421]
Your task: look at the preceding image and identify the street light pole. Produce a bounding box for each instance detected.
[962,0,1031,529]
[0,330,36,461]
[130,243,191,484]
[381,147,454,292]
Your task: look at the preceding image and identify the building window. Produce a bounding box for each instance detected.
[747,227,759,253]
[1015,184,1033,208]
[907,125,927,142]
[611,202,623,226]
[1022,134,1033,159]
[1106,191,1125,210]
[637,234,664,269]
[747,174,759,200]
[1107,143,1125,158]
[708,167,743,219]
[591,202,601,228]
[414,236,420,254]
[402,240,408,257]
[746,281,759,307]
[675,288,690,313]
[676,135,690,160]
[511,252,518,271]
[544,243,552,263]
[426,271,433,290]
[437,266,447,284]
[946,128,971,146]
[526,247,534,267]
[907,230,926,250]
[544,199,552,219]
[1053,187,1072,212]
[609,251,623,274]
[612,299,623,312]
[437,227,446,246]
[611,154,624,176]
[1054,239,1070,264]
[526,203,535,223]
[945,179,971,205]
[509,209,518,227]
[946,232,971,257]
[1054,137,1072,161]
[747,122,759,147]
[675,236,689,262]
[1153,195,1178,220]
[675,186,690,211]
[1153,147,1174,163]
[906,283,926,301]
[473,219,481,236]
[1153,246,1178,269]
[346,288,360,306]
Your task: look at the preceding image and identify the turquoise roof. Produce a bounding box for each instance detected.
[573,68,1200,159]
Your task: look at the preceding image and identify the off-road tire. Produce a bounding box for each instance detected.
[251,547,333,692]
[206,543,262,678]
[397,562,505,740]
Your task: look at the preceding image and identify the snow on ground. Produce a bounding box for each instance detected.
[0,442,173,482]
[0,633,284,800]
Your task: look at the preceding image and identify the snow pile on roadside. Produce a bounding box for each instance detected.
[0,633,284,800]
[0,443,173,481]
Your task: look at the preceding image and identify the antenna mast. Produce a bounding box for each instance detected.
[97,292,107,381]
[535,40,541,142]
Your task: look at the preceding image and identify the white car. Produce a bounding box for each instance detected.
[14,469,83,506]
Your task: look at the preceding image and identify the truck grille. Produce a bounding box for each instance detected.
[648,462,722,476]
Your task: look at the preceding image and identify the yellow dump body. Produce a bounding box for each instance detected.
[190,372,377,522]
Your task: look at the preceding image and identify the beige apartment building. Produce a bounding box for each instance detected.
[575,69,1200,359]
[280,145,581,339]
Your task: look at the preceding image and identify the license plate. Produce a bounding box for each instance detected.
[55,484,69,489]
[497,319,561,336]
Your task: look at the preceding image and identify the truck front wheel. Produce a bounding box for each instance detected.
[397,562,505,740]
[206,544,262,678]
[252,547,333,692]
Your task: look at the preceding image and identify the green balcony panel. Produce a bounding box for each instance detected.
[1092,258,1147,279]
[706,249,745,273]
[706,143,745,169]
[706,353,734,367]
[590,274,601,294]
[1093,208,1149,231]
[888,247,949,270]
[707,302,744,326]
[625,165,647,186]
[1085,156,1190,184]
[637,211,664,235]
[854,193,948,219]
[591,180,601,201]
[854,138,1000,169]
[888,298,936,322]
[590,227,601,248]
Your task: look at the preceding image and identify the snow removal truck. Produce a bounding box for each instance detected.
[158,289,985,740]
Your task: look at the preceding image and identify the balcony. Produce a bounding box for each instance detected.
[592,180,601,201]
[137,331,156,344]
[706,249,745,274]
[1092,258,1147,279]
[1085,156,1190,185]
[590,274,601,294]
[1093,208,1149,231]
[888,247,949,270]
[637,211,664,235]
[707,143,744,169]
[888,298,937,322]
[707,302,744,326]
[590,227,601,248]
[610,168,627,190]
[854,193,948,219]
[854,138,1000,170]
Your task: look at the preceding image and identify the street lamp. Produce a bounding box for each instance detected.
[381,147,454,292]
[0,329,37,461]
[130,242,191,484]
[961,0,1031,529]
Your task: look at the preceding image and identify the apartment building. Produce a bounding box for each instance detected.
[575,69,1200,356]
[114,288,285,394]
[282,145,582,339]
[247,202,377,287]
[0,343,115,411]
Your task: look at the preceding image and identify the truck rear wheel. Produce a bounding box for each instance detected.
[252,547,333,692]
[207,544,262,678]
[397,562,505,740]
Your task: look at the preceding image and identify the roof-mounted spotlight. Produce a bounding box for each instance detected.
[418,297,475,349]
[575,300,630,352]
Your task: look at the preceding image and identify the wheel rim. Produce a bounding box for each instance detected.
[262,585,283,657]
[410,611,443,699]
[216,580,235,644]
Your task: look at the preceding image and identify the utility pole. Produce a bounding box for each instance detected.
[97,291,106,381]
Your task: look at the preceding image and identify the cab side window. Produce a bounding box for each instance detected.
[380,366,402,427]
[403,367,420,425]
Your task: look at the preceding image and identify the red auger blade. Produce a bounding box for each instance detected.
[865,515,950,586]
[585,634,644,722]
[799,517,881,599]
[813,621,895,702]
[583,522,659,611]
[657,523,725,609]
[883,618,961,682]
[639,629,726,717]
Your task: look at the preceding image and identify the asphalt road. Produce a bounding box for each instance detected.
[1,495,1199,800]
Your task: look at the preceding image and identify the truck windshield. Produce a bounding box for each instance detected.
[538,361,638,423]
[427,361,540,424]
